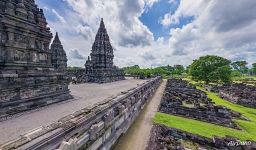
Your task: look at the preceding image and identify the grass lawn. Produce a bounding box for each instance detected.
[154,79,256,141]
[154,112,256,141]
[232,76,256,81]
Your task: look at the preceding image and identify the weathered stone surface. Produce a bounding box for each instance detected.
[51,32,68,73]
[159,79,241,128]
[147,125,256,150]
[218,83,256,108]
[0,0,71,117]
[84,18,125,83]
[0,77,162,150]
[67,68,87,84]
[146,125,185,150]
[0,78,148,145]
[204,83,256,108]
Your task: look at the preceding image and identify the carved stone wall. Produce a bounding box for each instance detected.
[0,77,162,150]
[0,0,72,117]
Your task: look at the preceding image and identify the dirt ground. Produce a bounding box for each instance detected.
[112,80,167,150]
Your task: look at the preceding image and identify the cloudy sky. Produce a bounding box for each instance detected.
[36,0,256,68]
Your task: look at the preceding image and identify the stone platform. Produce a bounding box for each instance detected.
[0,78,147,145]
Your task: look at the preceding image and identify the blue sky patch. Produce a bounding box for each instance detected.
[140,0,180,39]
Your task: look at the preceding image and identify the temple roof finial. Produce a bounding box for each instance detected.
[100,18,105,29]
[53,32,60,43]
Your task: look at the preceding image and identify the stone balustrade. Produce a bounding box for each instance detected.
[0,76,162,150]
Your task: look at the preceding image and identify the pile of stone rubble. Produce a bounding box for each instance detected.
[159,79,241,128]
[146,125,256,150]
[218,83,256,108]
[67,69,87,84]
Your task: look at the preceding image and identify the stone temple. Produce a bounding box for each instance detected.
[51,32,68,73]
[0,0,71,116]
[85,18,125,83]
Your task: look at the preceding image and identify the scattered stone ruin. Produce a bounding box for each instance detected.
[67,68,87,84]
[147,125,256,150]
[147,125,185,150]
[0,77,162,150]
[159,79,241,128]
[84,19,125,83]
[218,83,256,108]
[0,0,71,117]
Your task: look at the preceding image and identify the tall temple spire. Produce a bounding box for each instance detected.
[53,32,60,43]
[51,32,67,72]
[84,18,125,83]
[91,18,113,68]
[100,18,105,29]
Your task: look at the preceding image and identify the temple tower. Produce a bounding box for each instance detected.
[90,18,114,68]
[51,32,68,73]
[85,18,125,83]
[0,0,72,116]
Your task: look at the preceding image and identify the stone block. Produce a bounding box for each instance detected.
[89,121,105,140]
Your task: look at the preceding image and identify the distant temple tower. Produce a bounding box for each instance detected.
[0,0,72,116]
[51,33,68,73]
[85,18,125,83]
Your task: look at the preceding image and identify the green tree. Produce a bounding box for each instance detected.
[253,63,256,75]
[231,70,242,77]
[189,55,232,84]
[173,65,185,75]
[231,61,248,74]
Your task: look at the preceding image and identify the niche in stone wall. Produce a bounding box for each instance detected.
[0,2,4,12]
[31,52,39,62]
[0,31,7,43]
[42,42,50,51]
[20,89,37,99]
[35,40,42,50]
[39,53,47,62]
[14,50,27,61]
[0,47,6,62]
[28,38,35,49]
[14,33,29,49]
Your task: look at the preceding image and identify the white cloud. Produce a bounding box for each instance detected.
[52,0,158,67]
[160,0,207,26]
[75,24,94,41]
[157,0,256,66]
[63,0,155,47]
[38,0,256,68]
[51,9,66,24]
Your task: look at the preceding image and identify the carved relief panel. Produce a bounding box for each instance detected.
[14,50,27,61]
[39,53,48,64]
[14,33,29,48]
[43,42,49,51]
[0,92,17,102]
[0,47,5,62]
[29,38,35,49]
[31,52,38,62]
[35,40,42,50]
[0,31,7,43]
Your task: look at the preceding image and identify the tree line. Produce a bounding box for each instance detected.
[122,55,256,84]
[122,65,186,79]
[66,55,256,84]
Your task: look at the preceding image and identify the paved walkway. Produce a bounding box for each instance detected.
[0,78,147,145]
[112,80,167,150]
